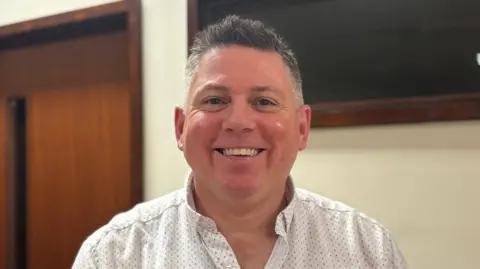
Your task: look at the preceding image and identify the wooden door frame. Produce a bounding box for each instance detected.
[0,99,14,269]
[0,1,143,268]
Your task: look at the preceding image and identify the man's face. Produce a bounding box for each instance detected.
[175,45,310,198]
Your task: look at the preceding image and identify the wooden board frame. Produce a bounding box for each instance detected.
[187,0,480,128]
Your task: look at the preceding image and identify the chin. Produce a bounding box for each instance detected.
[218,173,261,194]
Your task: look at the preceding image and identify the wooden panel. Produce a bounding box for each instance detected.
[0,30,129,95]
[27,83,133,269]
[0,98,7,269]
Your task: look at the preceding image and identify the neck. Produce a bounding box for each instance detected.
[193,180,288,236]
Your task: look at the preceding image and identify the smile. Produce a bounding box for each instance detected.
[215,148,265,157]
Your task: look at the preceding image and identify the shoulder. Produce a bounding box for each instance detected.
[72,188,187,267]
[294,187,386,231]
[104,188,187,231]
[293,188,408,268]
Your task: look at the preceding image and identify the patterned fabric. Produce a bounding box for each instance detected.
[72,174,407,269]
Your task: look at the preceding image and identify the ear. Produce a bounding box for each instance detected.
[174,106,186,151]
[297,105,311,151]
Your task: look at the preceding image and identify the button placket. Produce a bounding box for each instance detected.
[197,225,239,269]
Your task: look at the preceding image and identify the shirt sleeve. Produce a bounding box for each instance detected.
[71,244,97,269]
[389,236,408,269]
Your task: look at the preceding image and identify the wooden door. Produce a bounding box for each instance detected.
[27,85,133,268]
[0,1,143,269]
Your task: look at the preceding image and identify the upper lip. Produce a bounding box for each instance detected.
[213,146,266,149]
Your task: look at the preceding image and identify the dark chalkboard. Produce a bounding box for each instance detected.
[198,0,480,104]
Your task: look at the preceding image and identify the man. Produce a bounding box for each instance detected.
[72,15,407,269]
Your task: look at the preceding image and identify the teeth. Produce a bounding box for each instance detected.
[222,148,259,156]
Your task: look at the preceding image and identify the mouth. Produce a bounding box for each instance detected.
[214,148,265,157]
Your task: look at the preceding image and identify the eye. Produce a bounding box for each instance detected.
[254,98,276,106]
[204,97,227,105]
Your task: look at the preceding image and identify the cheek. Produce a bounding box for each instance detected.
[261,117,300,156]
[262,117,293,141]
[184,113,219,150]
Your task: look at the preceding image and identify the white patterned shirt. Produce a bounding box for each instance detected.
[72,175,407,269]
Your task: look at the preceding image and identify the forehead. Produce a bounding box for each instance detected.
[192,46,292,94]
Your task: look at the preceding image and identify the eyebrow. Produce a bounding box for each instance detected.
[200,83,229,93]
[198,83,284,96]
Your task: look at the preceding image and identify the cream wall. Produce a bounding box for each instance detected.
[294,121,480,269]
[1,1,479,269]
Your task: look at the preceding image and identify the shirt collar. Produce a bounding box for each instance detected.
[184,171,299,235]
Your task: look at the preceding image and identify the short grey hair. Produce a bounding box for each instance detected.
[185,15,304,108]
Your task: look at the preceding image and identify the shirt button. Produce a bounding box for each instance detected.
[221,261,234,268]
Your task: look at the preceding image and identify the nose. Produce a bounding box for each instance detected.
[222,101,256,133]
